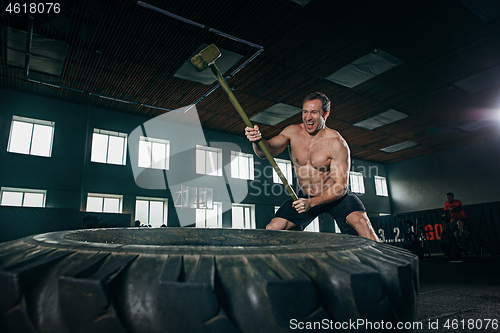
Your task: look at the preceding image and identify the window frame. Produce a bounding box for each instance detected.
[135,196,168,227]
[86,193,123,213]
[196,202,222,228]
[0,187,47,207]
[91,128,128,165]
[231,150,254,180]
[138,136,170,170]
[374,175,389,196]
[196,145,223,176]
[272,158,293,185]
[7,115,55,157]
[231,203,256,229]
[304,217,320,232]
[349,171,365,194]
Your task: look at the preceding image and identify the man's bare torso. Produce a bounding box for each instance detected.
[284,124,350,197]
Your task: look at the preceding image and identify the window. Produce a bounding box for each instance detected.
[135,197,168,227]
[333,222,341,233]
[273,158,293,185]
[138,136,170,170]
[0,187,46,207]
[91,129,127,165]
[231,151,254,180]
[232,203,255,229]
[7,116,55,157]
[86,193,122,213]
[349,171,365,194]
[374,176,389,196]
[196,145,222,176]
[196,202,222,228]
[304,217,320,232]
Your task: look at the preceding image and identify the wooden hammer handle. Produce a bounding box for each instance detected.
[209,64,298,201]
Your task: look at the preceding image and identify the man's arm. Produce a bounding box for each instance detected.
[245,125,292,158]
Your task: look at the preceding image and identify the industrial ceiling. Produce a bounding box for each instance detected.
[1,0,500,164]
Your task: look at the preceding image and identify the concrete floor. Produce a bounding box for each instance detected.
[417,254,500,332]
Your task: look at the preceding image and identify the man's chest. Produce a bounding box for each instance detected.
[290,141,331,170]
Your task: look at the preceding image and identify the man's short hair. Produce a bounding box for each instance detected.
[304,92,331,113]
[446,192,454,197]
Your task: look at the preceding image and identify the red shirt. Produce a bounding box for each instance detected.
[444,199,467,222]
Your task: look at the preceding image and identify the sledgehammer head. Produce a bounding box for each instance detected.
[190,44,221,71]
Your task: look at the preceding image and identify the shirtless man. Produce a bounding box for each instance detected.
[245,92,379,241]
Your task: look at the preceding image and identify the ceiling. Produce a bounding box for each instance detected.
[1,0,500,164]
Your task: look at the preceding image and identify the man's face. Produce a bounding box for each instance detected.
[302,99,329,134]
[446,195,454,203]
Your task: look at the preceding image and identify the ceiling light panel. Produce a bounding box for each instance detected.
[458,119,492,131]
[380,140,419,153]
[289,0,313,6]
[174,44,244,85]
[326,49,404,88]
[354,109,409,130]
[7,28,69,77]
[461,0,500,22]
[250,103,302,126]
[454,64,500,94]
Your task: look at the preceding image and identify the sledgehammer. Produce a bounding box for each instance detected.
[191,44,298,201]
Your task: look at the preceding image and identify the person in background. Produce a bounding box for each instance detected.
[443,192,467,238]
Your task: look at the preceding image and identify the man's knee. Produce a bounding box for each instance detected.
[266,223,277,230]
[267,218,284,230]
[267,218,297,230]
[346,211,379,241]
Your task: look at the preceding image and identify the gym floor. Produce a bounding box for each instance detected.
[417,254,500,332]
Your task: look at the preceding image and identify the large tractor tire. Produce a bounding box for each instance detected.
[0,228,418,332]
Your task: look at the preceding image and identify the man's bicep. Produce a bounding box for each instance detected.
[331,139,350,186]
[331,157,349,187]
[267,130,291,155]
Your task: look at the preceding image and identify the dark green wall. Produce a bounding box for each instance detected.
[387,136,500,214]
[350,158,391,217]
[0,88,391,236]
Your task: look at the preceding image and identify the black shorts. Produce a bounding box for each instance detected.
[450,218,467,232]
[274,190,366,235]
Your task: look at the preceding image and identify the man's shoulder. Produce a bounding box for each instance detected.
[324,128,347,146]
[324,127,342,138]
[282,124,302,136]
